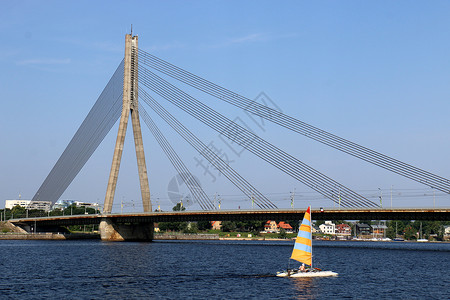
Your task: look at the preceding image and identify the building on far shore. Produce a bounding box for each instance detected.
[52,200,99,211]
[356,223,371,236]
[264,220,278,233]
[336,223,352,236]
[211,221,222,230]
[5,199,52,212]
[264,221,293,233]
[278,221,293,233]
[445,225,450,236]
[311,225,320,234]
[5,199,31,209]
[371,223,388,237]
[319,221,336,235]
[52,200,76,210]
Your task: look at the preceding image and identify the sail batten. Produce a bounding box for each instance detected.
[290,206,312,266]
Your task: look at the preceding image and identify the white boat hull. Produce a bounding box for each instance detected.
[276,270,338,278]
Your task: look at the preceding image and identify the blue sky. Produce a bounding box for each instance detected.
[1,1,449,211]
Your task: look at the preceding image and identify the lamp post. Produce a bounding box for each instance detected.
[433,189,436,208]
[390,185,393,208]
[290,188,295,209]
[378,188,383,208]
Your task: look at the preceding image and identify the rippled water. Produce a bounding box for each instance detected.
[0,240,448,299]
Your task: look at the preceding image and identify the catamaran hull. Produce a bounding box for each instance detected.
[276,271,338,278]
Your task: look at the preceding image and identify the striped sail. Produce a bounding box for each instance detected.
[290,206,312,266]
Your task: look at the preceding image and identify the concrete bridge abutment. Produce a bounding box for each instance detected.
[99,218,153,242]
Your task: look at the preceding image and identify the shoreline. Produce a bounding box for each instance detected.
[1,232,448,243]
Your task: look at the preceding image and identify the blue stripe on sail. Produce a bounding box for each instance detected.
[297,230,312,239]
[293,242,312,253]
[302,218,311,227]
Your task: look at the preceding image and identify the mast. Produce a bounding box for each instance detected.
[310,205,313,269]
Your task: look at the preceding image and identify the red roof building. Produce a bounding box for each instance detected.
[264,220,278,232]
[278,221,293,231]
[336,223,352,236]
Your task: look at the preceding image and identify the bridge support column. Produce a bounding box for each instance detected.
[99,218,153,242]
[104,34,151,214]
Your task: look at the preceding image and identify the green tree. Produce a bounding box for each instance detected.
[50,209,63,216]
[286,220,300,231]
[154,203,188,232]
[197,221,212,231]
[278,227,287,239]
[359,220,373,226]
[159,222,185,232]
[221,221,236,232]
[173,203,186,211]
[404,225,417,240]
[386,227,396,239]
[183,222,198,233]
[246,221,265,235]
[11,205,26,218]
[315,220,325,227]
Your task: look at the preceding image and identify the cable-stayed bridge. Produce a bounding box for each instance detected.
[20,34,449,240]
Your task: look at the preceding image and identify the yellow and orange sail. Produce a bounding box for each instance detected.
[290,206,312,266]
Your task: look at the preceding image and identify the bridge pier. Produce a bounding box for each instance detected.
[99,218,153,242]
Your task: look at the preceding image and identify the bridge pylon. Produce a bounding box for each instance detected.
[103,34,151,214]
[100,34,153,241]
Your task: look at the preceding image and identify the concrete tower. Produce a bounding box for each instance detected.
[103,34,151,213]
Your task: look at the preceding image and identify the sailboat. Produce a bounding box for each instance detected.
[417,222,428,242]
[276,206,338,277]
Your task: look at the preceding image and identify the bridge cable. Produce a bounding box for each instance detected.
[35,71,123,203]
[138,69,364,208]
[138,50,450,194]
[32,60,125,204]
[139,67,378,208]
[139,50,450,192]
[139,88,276,209]
[139,73,367,208]
[138,69,363,208]
[138,88,277,209]
[138,104,215,210]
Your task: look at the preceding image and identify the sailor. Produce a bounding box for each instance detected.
[299,263,305,272]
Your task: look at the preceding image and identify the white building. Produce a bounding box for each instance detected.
[53,199,75,210]
[5,199,52,211]
[319,221,336,235]
[5,199,31,209]
[444,225,450,236]
[28,201,52,211]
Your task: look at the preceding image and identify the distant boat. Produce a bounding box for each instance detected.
[393,238,405,242]
[417,222,428,242]
[276,206,338,278]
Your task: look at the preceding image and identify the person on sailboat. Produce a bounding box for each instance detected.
[299,263,306,272]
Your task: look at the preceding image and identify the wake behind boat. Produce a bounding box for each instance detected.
[276,206,338,278]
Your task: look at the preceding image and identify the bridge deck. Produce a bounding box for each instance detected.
[10,208,450,227]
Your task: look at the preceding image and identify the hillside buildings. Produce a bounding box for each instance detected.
[4,199,98,212]
[5,199,52,211]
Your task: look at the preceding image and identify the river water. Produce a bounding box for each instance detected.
[0,239,448,299]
